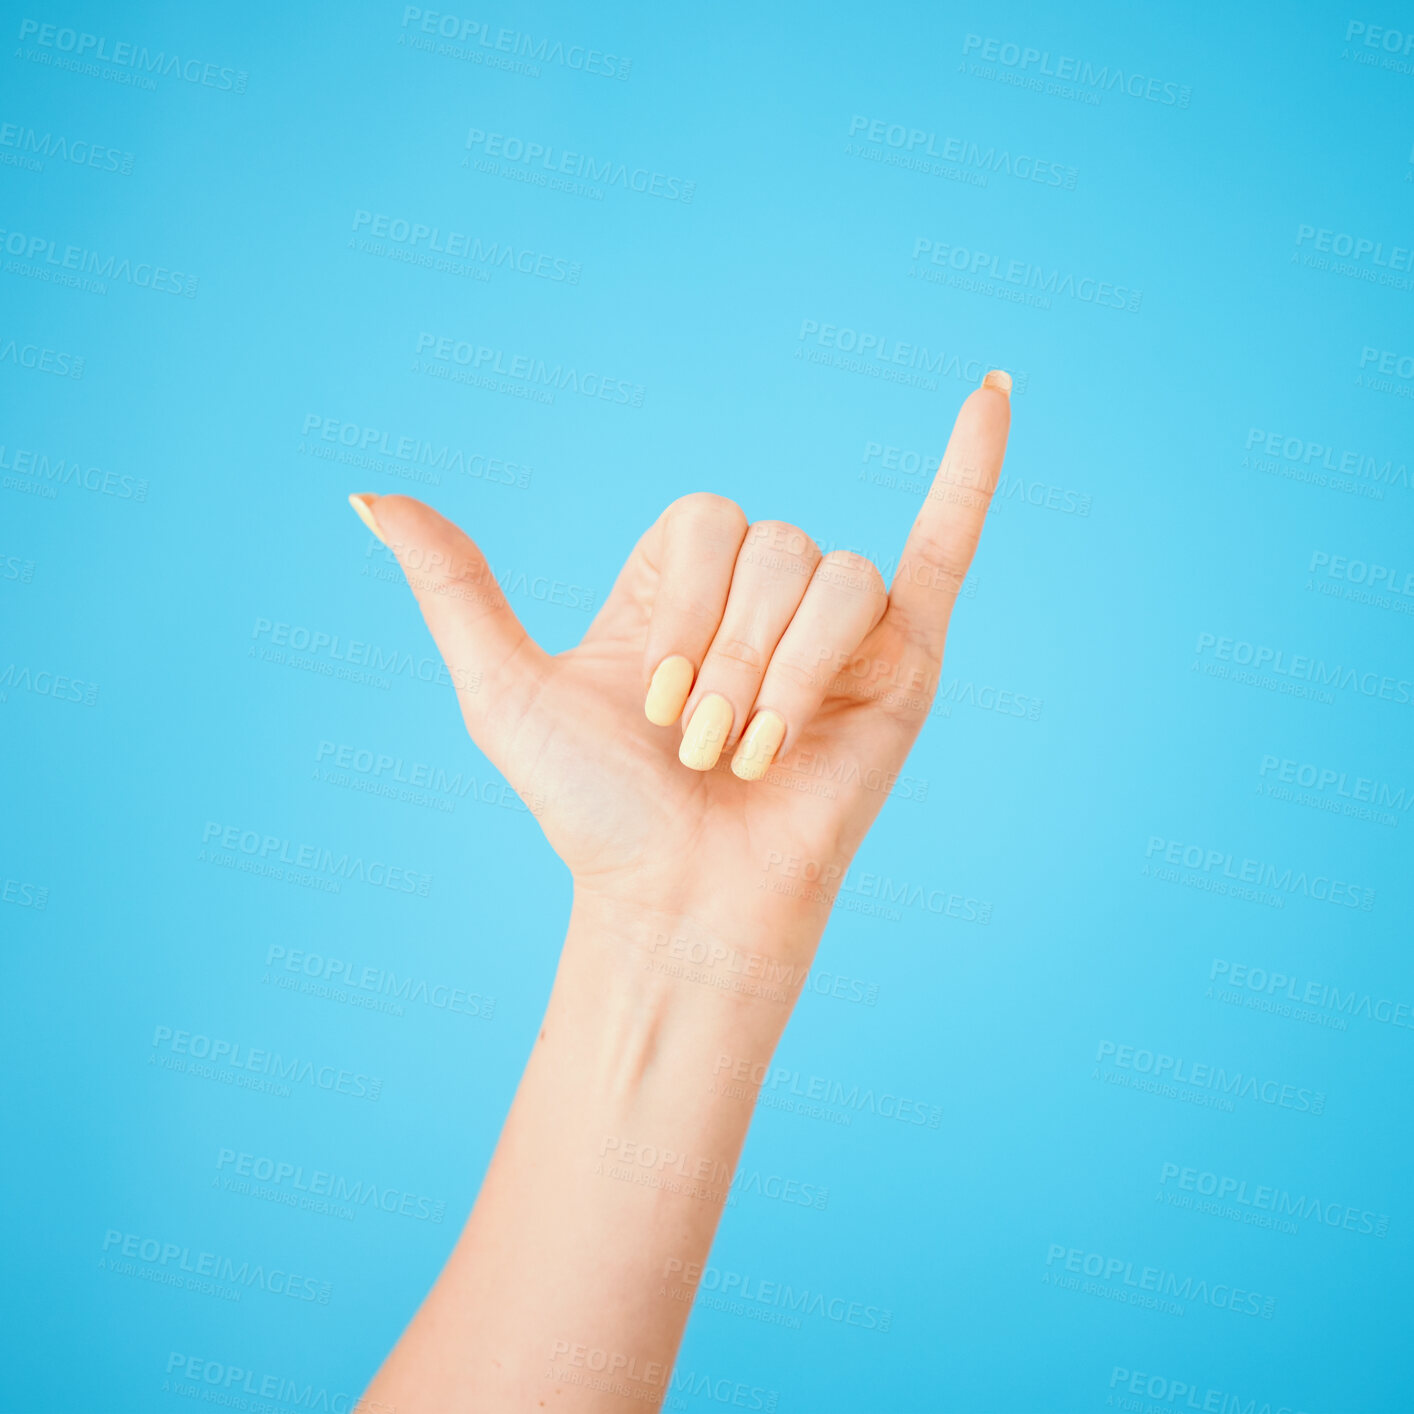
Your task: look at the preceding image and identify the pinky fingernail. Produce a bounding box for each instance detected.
[731,710,786,782]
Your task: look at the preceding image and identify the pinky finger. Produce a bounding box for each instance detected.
[730,552,887,781]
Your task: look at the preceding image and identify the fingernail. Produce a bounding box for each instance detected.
[678,694,733,771]
[644,655,695,726]
[731,710,786,782]
[982,369,1012,396]
[348,493,386,545]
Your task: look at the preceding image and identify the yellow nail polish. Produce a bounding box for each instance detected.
[348,493,386,545]
[678,694,733,771]
[644,655,695,726]
[731,710,785,782]
[982,369,1012,396]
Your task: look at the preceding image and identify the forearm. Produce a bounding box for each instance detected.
[365,891,815,1412]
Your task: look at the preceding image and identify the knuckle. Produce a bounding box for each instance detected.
[442,548,487,586]
[931,452,997,500]
[745,519,818,559]
[656,590,722,630]
[741,520,819,578]
[888,596,949,669]
[707,636,765,674]
[402,542,498,610]
[667,491,747,535]
[904,531,973,594]
[766,654,824,693]
[819,550,886,595]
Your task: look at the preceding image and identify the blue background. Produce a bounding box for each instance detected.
[3,2,1412,1410]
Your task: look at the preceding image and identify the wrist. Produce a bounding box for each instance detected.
[511,892,798,1208]
[539,889,807,1110]
[564,885,824,1024]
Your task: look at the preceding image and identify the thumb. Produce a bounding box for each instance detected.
[350,493,548,770]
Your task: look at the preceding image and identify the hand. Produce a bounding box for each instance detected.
[349,376,1010,956]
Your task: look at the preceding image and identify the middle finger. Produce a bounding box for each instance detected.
[678,520,821,770]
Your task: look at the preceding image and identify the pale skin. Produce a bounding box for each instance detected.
[353,374,1012,1411]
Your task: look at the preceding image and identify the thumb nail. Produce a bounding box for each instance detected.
[348,493,386,545]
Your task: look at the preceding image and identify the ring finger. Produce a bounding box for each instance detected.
[731,551,888,781]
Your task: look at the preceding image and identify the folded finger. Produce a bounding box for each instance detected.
[731,551,887,781]
[678,521,820,771]
[641,493,748,726]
